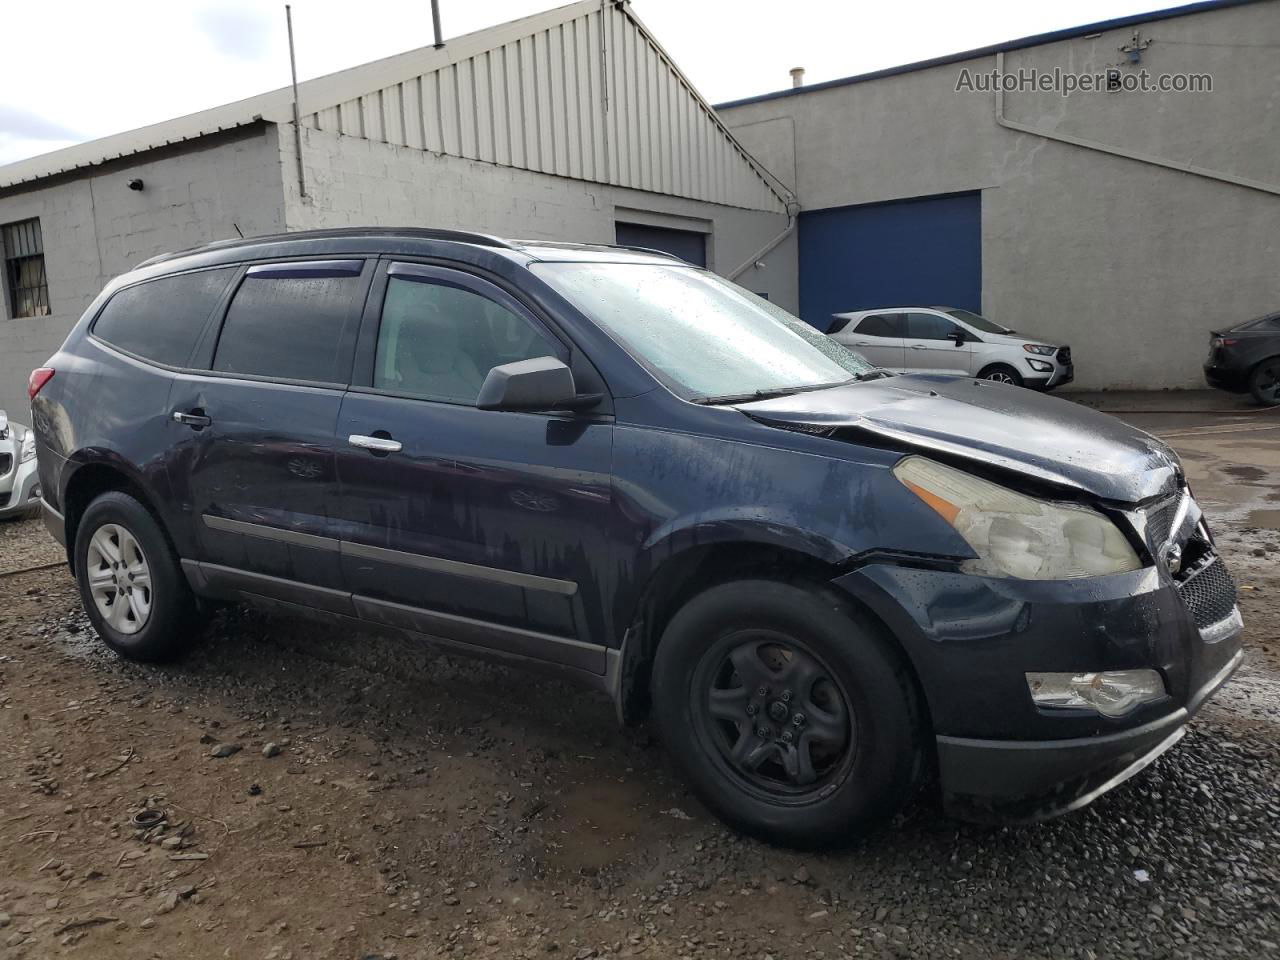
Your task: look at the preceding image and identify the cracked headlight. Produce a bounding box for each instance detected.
[19,432,36,464]
[894,456,1141,579]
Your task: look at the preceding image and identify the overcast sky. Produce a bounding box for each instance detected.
[1,0,1177,167]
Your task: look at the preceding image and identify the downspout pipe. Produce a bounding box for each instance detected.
[728,201,801,281]
[993,51,1280,197]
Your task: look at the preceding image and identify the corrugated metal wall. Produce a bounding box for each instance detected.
[301,3,784,212]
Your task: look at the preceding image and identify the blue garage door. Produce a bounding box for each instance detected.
[798,192,981,332]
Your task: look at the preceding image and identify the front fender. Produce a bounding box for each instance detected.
[639,507,853,567]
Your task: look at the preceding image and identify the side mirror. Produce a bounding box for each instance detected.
[947,330,966,346]
[476,356,600,412]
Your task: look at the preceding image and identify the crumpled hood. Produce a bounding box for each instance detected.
[736,374,1180,503]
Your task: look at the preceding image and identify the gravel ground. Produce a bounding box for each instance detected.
[0,416,1278,959]
[0,512,61,575]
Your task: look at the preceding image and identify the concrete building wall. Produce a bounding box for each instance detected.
[0,126,286,416]
[278,123,797,307]
[721,1,1280,390]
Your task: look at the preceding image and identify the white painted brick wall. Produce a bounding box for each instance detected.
[0,127,286,416]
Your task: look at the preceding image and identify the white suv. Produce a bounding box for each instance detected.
[828,306,1073,390]
[0,411,40,520]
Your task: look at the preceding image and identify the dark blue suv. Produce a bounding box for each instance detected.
[28,228,1242,846]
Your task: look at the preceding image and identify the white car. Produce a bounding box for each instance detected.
[0,411,41,520]
[828,306,1073,390]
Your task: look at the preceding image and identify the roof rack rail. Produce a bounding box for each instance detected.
[509,239,685,262]
[608,243,684,262]
[135,227,514,269]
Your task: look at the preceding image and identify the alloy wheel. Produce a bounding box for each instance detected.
[693,630,854,798]
[984,370,1016,383]
[86,523,153,635]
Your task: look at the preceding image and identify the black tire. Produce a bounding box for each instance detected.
[1249,357,1280,406]
[978,363,1023,387]
[74,491,198,662]
[651,579,923,848]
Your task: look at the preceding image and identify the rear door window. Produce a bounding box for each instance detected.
[856,314,905,337]
[212,261,365,383]
[92,268,236,367]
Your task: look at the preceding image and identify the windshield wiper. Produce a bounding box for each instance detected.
[693,387,798,405]
[694,378,858,405]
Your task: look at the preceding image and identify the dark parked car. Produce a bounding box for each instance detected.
[1204,311,1280,404]
[29,228,1242,846]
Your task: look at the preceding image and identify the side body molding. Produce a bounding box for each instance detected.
[191,516,598,673]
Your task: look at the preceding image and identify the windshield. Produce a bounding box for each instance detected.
[533,262,874,401]
[943,308,1011,334]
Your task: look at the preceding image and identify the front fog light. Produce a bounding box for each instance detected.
[1026,670,1166,717]
[1026,359,1053,373]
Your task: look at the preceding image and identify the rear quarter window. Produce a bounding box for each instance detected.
[92,268,236,367]
[212,266,365,383]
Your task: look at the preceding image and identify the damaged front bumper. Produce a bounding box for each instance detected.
[835,554,1244,823]
[935,642,1242,822]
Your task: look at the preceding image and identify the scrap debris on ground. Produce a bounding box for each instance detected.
[0,412,1277,959]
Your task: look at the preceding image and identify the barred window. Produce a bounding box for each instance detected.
[3,218,50,318]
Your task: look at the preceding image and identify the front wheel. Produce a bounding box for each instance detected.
[1249,357,1280,406]
[651,579,923,848]
[978,363,1023,387]
[74,491,198,662]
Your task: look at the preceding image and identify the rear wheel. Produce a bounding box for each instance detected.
[651,579,923,848]
[978,363,1023,387]
[74,491,198,662]
[1249,357,1280,406]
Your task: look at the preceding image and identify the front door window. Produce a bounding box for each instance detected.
[373,276,559,404]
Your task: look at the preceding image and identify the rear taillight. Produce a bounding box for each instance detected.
[1212,337,1238,348]
[28,367,54,399]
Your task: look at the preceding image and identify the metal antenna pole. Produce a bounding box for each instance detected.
[431,0,444,48]
[286,4,307,199]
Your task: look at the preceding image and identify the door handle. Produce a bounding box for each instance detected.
[348,434,402,454]
[909,344,927,350]
[172,410,212,428]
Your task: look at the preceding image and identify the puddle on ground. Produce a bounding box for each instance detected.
[1225,465,1268,482]
[1247,509,1280,530]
